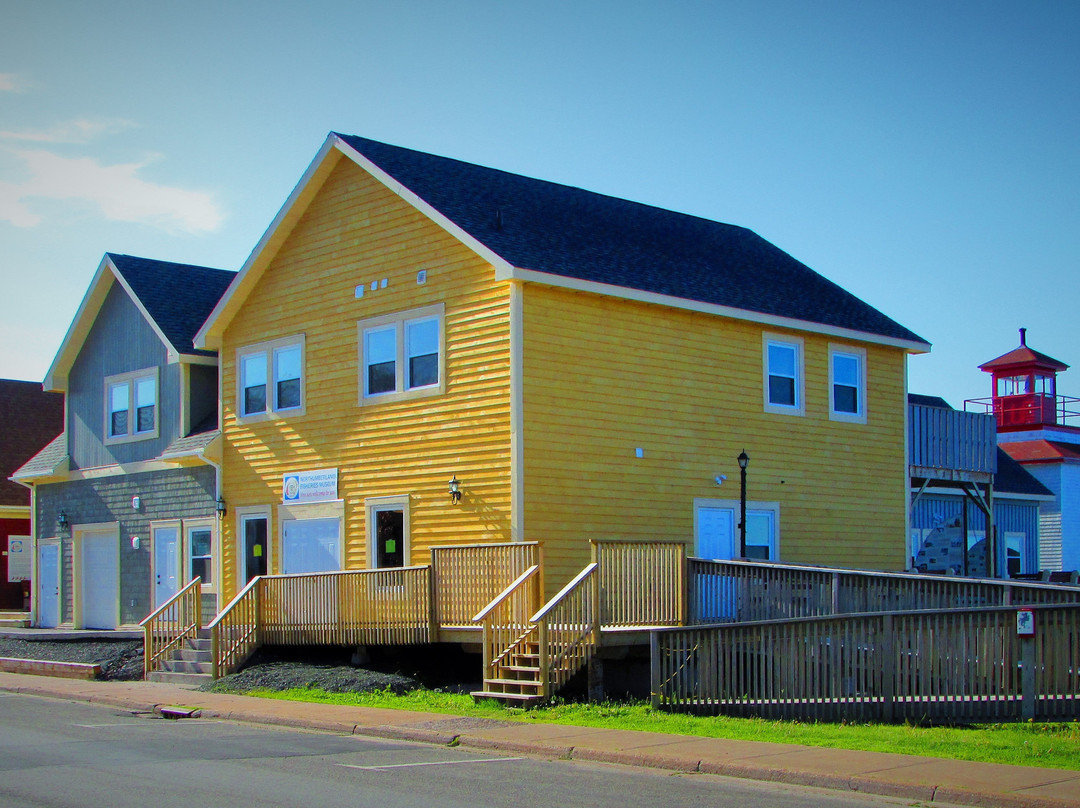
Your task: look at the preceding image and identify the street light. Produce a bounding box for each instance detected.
[737,450,749,558]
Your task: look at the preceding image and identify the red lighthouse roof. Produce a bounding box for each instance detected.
[979,328,1069,373]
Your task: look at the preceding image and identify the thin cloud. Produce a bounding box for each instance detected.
[0,74,19,92]
[0,118,136,144]
[0,149,224,234]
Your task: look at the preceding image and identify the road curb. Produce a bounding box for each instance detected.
[3,678,1077,808]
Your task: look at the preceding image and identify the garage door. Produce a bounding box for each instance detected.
[81,529,118,629]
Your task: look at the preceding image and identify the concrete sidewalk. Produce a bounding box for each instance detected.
[1,671,1077,808]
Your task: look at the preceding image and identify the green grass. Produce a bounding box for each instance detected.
[221,685,1080,771]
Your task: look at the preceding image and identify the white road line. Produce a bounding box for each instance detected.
[337,757,523,771]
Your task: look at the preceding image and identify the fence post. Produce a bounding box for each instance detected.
[1021,633,1036,721]
[831,572,841,614]
[881,613,895,723]
[650,630,661,709]
[1002,584,1012,606]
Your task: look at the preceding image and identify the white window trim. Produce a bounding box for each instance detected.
[828,343,868,424]
[103,367,160,445]
[358,303,446,406]
[276,500,345,575]
[236,335,306,422]
[184,517,217,594]
[693,498,781,561]
[235,506,272,589]
[365,495,411,569]
[762,333,804,416]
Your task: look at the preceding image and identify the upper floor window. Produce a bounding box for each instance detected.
[238,336,305,420]
[829,344,867,423]
[359,304,445,404]
[763,334,804,416]
[104,368,159,444]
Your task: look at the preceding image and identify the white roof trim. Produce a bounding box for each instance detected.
[500,266,932,353]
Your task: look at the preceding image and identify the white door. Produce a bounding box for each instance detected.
[80,529,118,629]
[696,505,736,560]
[153,526,179,608]
[37,543,59,628]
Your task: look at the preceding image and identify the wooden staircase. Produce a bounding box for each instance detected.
[146,629,213,687]
[472,628,544,703]
[0,610,30,629]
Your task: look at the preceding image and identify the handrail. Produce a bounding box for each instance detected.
[209,575,262,679]
[139,577,201,628]
[472,565,540,622]
[141,577,202,677]
[531,563,597,623]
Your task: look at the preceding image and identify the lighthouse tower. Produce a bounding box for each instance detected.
[973,329,1080,572]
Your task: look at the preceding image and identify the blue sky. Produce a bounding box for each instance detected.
[2,0,1077,409]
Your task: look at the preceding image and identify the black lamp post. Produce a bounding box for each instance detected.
[737,450,749,558]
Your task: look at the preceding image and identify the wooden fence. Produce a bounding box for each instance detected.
[592,540,685,627]
[908,402,996,476]
[140,577,202,676]
[652,604,1080,723]
[688,559,1080,624]
[432,542,540,628]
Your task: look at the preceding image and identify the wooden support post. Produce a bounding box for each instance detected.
[587,652,604,703]
[650,631,661,710]
[1021,634,1036,721]
[831,572,840,615]
[880,613,895,723]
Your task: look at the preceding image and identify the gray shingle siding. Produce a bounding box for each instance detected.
[67,283,181,468]
[35,465,216,625]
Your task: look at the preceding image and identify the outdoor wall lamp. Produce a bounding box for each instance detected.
[737,450,749,559]
[57,510,69,533]
[216,495,227,517]
[448,475,462,505]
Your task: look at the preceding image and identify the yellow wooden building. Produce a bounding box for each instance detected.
[195,133,929,604]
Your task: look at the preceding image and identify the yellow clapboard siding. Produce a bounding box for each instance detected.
[219,158,512,599]
[521,285,908,587]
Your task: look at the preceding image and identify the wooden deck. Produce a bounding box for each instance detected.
[144,542,1080,716]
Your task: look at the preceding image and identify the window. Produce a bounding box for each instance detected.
[237,336,305,419]
[187,522,214,587]
[104,368,158,443]
[997,375,1029,396]
[763,334,803,415]
[829,344,867,423]
[358,304,445,404]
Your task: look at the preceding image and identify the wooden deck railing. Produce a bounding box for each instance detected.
[209,576,261,679]
[532,562,600,699]
[908,402,996,476]
[474,565,542,686]
[687,559,1080,624]
[140,577,202,676]
[432,542,540,628]
[592,540,686,627]
[260,566,433,646]
[652,604,1080,723]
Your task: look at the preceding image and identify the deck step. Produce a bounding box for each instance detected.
[470,690,544,704]
[0,618,30,629]
[146,670,212,686]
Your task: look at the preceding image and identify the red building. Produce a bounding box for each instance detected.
[0,380,63,612]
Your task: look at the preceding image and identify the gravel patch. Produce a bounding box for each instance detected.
[202,660,421,695]
[0,638,144,681]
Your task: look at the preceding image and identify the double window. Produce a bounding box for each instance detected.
[829,344,867,423]
[763,335,804,415]
[359,304,445,404]
[104,368,158,443]
[238,336,305,420]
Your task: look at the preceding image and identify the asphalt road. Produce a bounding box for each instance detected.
[0,694,926,808]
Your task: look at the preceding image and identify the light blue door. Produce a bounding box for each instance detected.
[37,543,59,628]
[153,526,179,608]
[695,505,738,621]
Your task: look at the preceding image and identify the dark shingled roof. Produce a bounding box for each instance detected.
[336,134,925,345]
[108,254,236,357]
[0,380,63,505]
[909,393,953,409]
